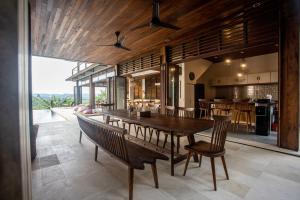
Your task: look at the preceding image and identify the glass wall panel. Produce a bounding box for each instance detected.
[81,86,90,104]
[167,65,179,106]
[115,77,126,109]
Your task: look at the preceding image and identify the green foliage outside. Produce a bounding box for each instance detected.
[95,90,107,103]
[32,95,74,110]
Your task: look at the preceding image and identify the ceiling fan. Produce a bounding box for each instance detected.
[131,0,181,31]
[96,31,130,51]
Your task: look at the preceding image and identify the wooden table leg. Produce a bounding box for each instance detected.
[171,132,175,176]
[187,135,199,162]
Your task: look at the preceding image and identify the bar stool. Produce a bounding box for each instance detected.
[213,99,232,116]
[199,99,210,118]
[233,99,253,132]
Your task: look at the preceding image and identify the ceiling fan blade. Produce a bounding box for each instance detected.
[119,45,131,51]
[156,21,181,30]
[96,44,115,47]
[96,44,114,47]
[119,35,125,44]
[115,31,120,42]
[152,0,160,18]
[131,22,149,31]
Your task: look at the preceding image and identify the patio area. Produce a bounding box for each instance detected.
[32,117,300,200]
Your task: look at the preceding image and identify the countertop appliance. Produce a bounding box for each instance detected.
[255,99,273,136]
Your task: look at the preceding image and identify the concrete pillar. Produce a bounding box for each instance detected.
[89,76,95,109]
[0,0,27,199]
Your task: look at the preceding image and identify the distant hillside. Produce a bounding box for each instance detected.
[32,94,74,110]
[32,93,73,99]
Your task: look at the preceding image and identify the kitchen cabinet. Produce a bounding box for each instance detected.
[247,72,271,84]
[211,77,230,86]
[233,76,247,85]
[211,71,278,86]
[258,72,271,83]
[270,72,278,83]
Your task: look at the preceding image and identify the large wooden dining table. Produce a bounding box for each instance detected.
[101,109,214,176]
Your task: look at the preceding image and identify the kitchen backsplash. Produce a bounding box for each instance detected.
[216,84,278,100]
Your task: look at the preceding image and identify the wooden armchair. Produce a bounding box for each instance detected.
[183,115,231,191]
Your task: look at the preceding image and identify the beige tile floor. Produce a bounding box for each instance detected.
[32,119,300,200]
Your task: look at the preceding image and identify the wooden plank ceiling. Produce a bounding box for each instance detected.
[30,0,252,64]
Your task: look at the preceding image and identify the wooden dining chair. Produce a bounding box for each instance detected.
[183,115,231,191]
[162,106,177,149]
[184,107,195,118]
[148,106,178,149]
[148,104,161,145]
[101,106,121,127]
[149,105,174,147]
[163,107,195,153]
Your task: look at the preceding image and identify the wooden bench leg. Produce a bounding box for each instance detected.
[199,154,202,167]
[156,130,160,146]
[134,124,137,135]
[95,145,98,161]
[176,136,180,154]
[163,134,168,148]
[128,123,131,135]
[79,130,82,143]
[149,128,154,143]
[128,167,134,200]
[143,127,147,141]
[151,163,159,188]
[135,126,139,138]
[170,133,174,176]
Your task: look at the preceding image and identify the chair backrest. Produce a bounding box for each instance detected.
[76,113,129,164]
[185,108,195,118]
[199,99,210,109]
[165,106,176,116]
[177,107,195,118]
[210,115,231,152]
[177,107,185,117]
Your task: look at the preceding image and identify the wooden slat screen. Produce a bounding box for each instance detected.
[118,51,161,75]
[168,0,279,63]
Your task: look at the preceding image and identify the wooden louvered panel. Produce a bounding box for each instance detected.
[118,51,160,75]
[167,0,278,63]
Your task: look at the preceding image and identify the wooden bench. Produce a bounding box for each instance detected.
[75,113,168,200]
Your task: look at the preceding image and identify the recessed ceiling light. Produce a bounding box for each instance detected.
[237,73,243,77]
[240,63,247,68]
[225,59,231,64]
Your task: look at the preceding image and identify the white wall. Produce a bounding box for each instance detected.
[180,59,212,107]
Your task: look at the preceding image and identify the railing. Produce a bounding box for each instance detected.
[71,62,95,76]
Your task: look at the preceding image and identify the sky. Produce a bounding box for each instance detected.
[32,56,76,94]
